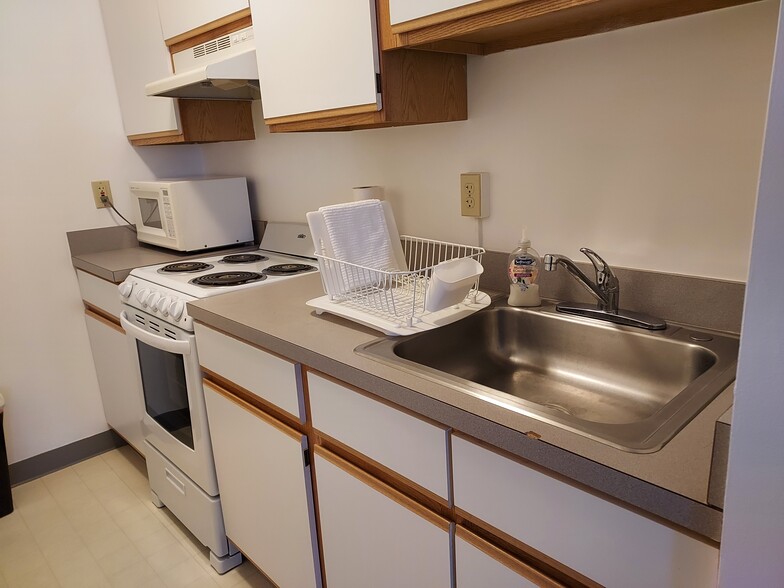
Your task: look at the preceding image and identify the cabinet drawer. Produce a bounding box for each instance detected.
[308,372,449,501]
[452,435,718,588]
[194,324,303,420]
[77,269,122,319]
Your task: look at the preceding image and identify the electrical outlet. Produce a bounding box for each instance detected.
[91,180,113,209]
[460,172,488,217]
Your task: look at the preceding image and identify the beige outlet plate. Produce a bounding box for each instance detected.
[91,180,113,209]
[460,172,488,217]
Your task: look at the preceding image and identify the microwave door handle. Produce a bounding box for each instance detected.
[120,311,191,355]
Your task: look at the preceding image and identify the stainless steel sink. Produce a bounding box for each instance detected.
[356,302,738,452]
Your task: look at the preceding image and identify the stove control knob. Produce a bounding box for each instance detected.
[136,288,150,306]
[169,300,185,320]
[147,292,161,311]
[118,281,133,299]
[158,296,172,316]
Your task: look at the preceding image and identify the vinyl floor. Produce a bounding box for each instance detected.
[0,446,274,587]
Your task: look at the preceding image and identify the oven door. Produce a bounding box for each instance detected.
[120,306,218,496]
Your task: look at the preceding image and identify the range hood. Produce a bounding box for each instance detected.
[146,27,260,101]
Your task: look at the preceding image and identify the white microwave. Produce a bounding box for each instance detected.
[130,177,253,252]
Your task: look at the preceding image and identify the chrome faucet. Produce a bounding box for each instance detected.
[543,248,666,330]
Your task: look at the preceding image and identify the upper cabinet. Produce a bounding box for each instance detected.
[252,0,381,123]
[99,0,254,146]
[386,0,763,55]
[157,0,250,42]
[249,0,467,132]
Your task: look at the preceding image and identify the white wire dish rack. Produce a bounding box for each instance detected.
[307,236,491,336]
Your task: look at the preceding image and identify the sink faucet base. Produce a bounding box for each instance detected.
[555,302,667,330]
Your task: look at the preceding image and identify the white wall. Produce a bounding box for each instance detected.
[0,0,202,464]
[719,4,784,584]
[201,1,777,281]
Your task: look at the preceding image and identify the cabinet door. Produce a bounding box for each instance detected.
[250,0,381,122]
[452,434,719,588]
[314,447,451,588]
[389,0,478,25]
[157,0,249,41]
[99,0,179,137]
[204,381,321,588]
[84,311,146,455]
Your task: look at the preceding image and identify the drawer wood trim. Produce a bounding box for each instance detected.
[264,102,380,126]
[314,446,450,532]
[84,306,123,333]
[203,378,301,443]
[456,525,569,588]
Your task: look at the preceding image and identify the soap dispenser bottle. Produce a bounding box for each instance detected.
[507,228,541,307]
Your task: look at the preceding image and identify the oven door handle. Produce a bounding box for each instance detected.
[120,311,192,355]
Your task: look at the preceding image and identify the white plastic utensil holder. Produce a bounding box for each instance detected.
[315,236,485,328]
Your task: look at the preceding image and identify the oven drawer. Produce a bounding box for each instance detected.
[194,323,303,420]
[144,441,231,557]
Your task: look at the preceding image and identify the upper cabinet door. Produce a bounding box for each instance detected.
[389,0,478,25]
[250,0,381,122]
[157,0,249,41]
[99,0,179,137]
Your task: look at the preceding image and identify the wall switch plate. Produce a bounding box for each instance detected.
[91,180,113,209]
[460,172,489,218]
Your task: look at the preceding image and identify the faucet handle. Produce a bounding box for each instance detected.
[579,248,618,290]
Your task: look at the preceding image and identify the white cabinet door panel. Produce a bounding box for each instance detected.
[308,373,449,500]
[452,435,718,588]
[250,0,381,119]
[84,312,145,455]
[315,449,451,588]
[157,0,249,40]
[99,0,179,136]
[195,324,303,420]
[389,0,478,25]
[204,382,320,588]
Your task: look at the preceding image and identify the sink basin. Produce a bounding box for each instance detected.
[356,302,738,452]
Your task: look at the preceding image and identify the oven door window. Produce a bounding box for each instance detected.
[136,340,194,449]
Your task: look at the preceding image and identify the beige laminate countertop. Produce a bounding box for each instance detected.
[188,273,729,542]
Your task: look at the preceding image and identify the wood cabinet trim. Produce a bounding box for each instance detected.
[84,305,123,333]
[203,378,302,442]
[165,9,252,50]
[312,430,452,517]
[456,525,567,587]
[390,0,762,55]
[314,446,451,532]
[265,103,380,126]
[201,366,303,431]
[456,509,600,588]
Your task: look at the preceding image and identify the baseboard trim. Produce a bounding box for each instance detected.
[9,429,127,486]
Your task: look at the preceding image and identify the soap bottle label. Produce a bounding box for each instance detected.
[509,255,538,290]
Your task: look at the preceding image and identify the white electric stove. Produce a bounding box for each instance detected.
[117,222,316,574]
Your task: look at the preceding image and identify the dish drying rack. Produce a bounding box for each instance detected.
[307,236,490,336]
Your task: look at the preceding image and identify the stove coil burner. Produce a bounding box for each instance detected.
[190,272,266,287]
[220,254,269,264]
[262,263,317,276]
[159,261,214,273]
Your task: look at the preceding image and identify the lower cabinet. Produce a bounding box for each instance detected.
[452,434,719,588]
[203,380,321,588]
[84,309,145,455]
[314,447,452,588]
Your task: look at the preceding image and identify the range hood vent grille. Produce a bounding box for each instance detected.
[193,35,233,59]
